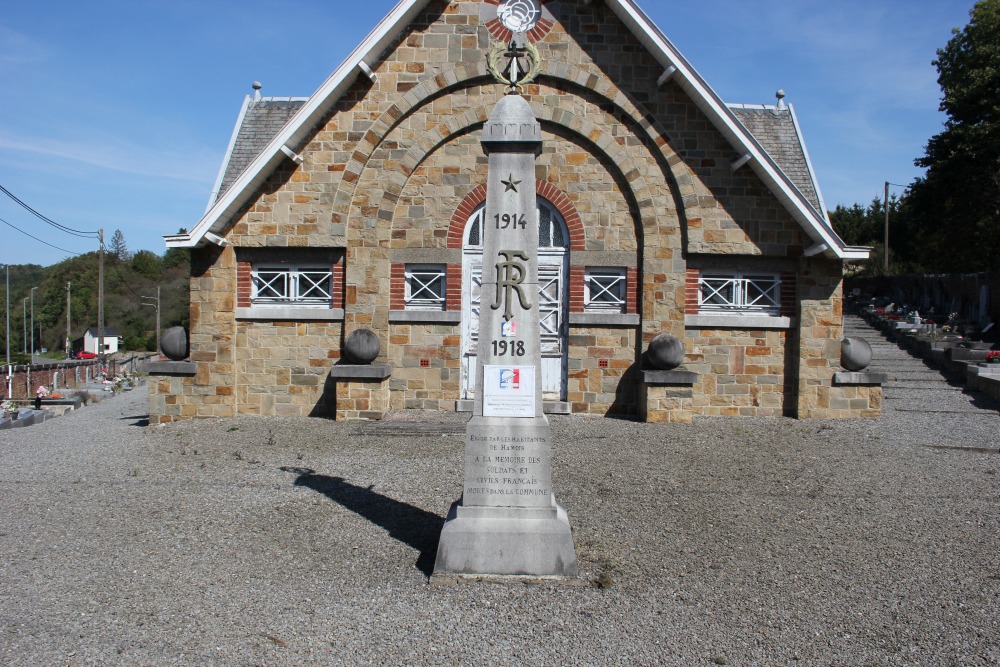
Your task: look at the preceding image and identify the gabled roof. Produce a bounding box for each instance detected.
[205,94,308,212]
[728,103,825,216]
[168,0,867,261]
[85,327,120,338]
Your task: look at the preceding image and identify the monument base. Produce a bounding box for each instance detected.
[432,497,577,578]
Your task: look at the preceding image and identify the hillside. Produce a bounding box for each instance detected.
[1,246,189,360]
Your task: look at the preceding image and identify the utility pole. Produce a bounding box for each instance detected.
[66,282,72,359]
[141,286,160,354]
[98,229,104,364]
[22,298,27,354]
[883,181,890,273]
[5,265,10,399]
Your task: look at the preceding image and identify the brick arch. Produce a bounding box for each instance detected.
[370,103,652,254]
[335,62,703,241]
[446,180,584,251]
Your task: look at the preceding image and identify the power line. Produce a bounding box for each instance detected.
[0,183,100,238]
[0,215,84,256]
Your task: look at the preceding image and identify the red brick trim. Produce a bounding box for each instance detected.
[445,263,462,311]
[447,184,488,249]
[780,272,797,317]
[331,258,345,309]
[236,261,252,308]
[389,263,406,311]
[447,180,584,251]
[685,268,700,315]
[483,1,554,43]
[568,266,585,313]
[626,266,639,314]
[536,180,584,251]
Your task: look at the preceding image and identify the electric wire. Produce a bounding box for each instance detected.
[0,183,100,238]
[0,215,83,256]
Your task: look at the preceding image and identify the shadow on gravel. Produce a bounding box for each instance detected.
[120,414,150,427]
[280,466,443,576]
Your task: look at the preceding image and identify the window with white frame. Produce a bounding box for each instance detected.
[585,268,627,312]
[699,272,780,314]
[405,264,446,310]
[252,266,332,306]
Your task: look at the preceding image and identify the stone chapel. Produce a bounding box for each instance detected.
[151,0,880,424]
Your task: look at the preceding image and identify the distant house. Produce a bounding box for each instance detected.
[77,327,121,355]
[158,0,877,423]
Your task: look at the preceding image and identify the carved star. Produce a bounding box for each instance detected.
[502,174,521,192]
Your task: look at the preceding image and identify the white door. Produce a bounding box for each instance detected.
[461,200,568,401]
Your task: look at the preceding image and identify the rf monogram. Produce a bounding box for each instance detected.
[492,249,531,321]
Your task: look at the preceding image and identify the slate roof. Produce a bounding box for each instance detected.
[209,97,307,207]
[728,104,824,215]
[85,327,120,337]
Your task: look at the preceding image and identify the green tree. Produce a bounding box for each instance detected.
[829,195,910,275]
[905,0,1000,272]
[110,228,129,263]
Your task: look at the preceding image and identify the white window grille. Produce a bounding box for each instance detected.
[699,273,780,314]
[252,266,332,305]
[405,264,446,310]
[585,268,627,312]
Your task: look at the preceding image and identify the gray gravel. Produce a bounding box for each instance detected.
[1,319,998,666]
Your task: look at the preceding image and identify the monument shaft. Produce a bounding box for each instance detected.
[433,94,576,579]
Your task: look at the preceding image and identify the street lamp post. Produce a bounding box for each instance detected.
[29,286,38,359]
[141,286,160,356]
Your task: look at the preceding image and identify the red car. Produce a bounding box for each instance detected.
[75,351,98,359]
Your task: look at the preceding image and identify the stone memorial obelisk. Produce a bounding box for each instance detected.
[433,20,576,578]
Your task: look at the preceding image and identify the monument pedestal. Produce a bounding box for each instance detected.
[433,415,576,578]
[329,364,391,420]
[433,498,576,578]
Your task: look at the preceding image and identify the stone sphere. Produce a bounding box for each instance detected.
[841,337,873,371]
[160,326,189,361]
[647,333,685,370]
[343,329,380,364]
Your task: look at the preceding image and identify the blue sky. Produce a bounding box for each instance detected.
[0,0,977,266]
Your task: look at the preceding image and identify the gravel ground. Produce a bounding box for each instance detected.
[1,328,998,666]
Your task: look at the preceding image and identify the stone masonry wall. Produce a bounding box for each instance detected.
[685,329,791,417]
[797,258,848,418]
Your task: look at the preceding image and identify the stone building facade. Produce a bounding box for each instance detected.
[153,0,875,424]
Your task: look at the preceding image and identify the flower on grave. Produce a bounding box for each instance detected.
[986,350,1000,363]
[1,399,15,413]
[36,385,50,398]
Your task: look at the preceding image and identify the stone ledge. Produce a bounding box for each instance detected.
[388,310,461,324]
[329,364,392,380]
[833,372,887,385]
[641,369,697,385]
[235,306,344,321]
[147,361,198,376]
[569,312,640,327]
[685,314,793,329]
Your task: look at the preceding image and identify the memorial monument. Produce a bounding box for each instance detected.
[432,0,577,579]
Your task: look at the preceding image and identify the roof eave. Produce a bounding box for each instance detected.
[606,0,852,259]
[166,0,434,250]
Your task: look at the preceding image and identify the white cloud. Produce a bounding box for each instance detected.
[0,131,219,184]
